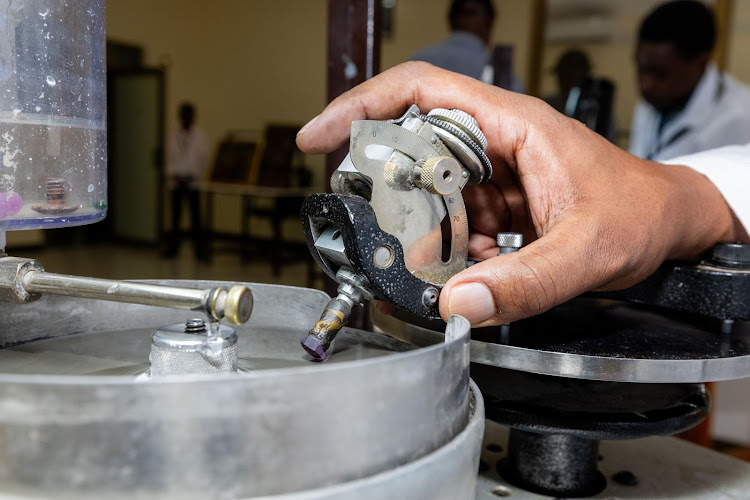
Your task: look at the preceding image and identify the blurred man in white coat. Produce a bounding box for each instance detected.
[164,102,210,260]
[630,1,750,161]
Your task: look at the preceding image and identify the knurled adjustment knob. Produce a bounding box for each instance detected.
[708,243,750,270]
[224,285,254,325]
[420,156,462,195]
[427,108,488,151]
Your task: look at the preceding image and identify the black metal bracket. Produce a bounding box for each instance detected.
[301,193,441,318]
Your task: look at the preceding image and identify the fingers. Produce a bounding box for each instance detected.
[296,62,505,154]
[439,218,604,326]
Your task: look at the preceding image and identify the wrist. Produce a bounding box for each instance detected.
[658,162,737,260]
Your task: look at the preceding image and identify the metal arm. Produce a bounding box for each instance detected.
[0,257,253,325]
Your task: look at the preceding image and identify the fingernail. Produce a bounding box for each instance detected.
[448,282,496,324]
[298,114,319,136]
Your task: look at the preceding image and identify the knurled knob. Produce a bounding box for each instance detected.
[497,232,523,255]
[426,108,488,151]
[709,243,750,270]
[224,285,254,325]
[420,156,462,195]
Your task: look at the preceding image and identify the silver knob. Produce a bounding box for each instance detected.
[497,233,523,255]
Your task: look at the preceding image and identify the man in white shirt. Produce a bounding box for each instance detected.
[297,62,749,326]
[164,102,210,260]
[629,1,750,161]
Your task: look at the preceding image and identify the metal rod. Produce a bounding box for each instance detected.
[21,271,252,325]
[23,270,208,309]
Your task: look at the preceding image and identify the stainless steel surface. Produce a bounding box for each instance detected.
[349,119,469,284]
[257,381,484,500]
[372,307,750,383]
[314,226,349,269]
[149,323,239,376]
[16,268,252,324]
[475,420,750,499]
[0,281,473,498]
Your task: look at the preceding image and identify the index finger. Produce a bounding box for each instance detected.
[295,62,506,155]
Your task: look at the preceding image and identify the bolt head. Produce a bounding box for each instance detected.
[422,287,439,308]
[0,257,44,303]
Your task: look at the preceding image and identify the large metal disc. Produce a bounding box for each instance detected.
[374,298,750,383]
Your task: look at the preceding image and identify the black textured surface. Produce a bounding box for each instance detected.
[398,297,750,362]
[498,430,607,498]
[470,298,750,360]
[301,193,441,318]
[589,257,750,320]
[474,365,709,440]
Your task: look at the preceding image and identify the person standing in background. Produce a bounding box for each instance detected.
[410,0,524,93]
[630,0,750,161]
[545,49,617,142]
[544,49,592,114]
[164,102,210,260]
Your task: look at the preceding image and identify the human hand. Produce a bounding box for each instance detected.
[297,62,740,326]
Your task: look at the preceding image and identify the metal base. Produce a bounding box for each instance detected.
[473,365,709,497]
[476,420,750,499]
[498,430,606,497]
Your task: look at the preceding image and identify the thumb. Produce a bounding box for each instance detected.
[438,221,605,326]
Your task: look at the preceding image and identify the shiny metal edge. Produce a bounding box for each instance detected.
[373,308,750,383]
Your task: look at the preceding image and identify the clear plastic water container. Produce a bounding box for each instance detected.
[0,0,106,232]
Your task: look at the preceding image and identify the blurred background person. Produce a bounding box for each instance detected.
[630,0,750,161]
[164,102,210,260]
[545,49,616,142]
[410,0,524,92]
[545,49,591,114]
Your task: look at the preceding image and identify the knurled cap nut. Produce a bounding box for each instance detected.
[383,161,399,187]
[427,108,488,151]
[224,286,254,325]
[710,243,750,269]
[420,156,461,195]
[496,233,523,249]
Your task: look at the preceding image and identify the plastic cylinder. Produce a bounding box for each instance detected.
[0,0,106,230]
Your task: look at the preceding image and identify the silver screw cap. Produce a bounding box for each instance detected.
[427,108,488,151]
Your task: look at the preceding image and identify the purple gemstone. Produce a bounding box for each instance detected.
[0,192,22,217]
[301,335,326,361]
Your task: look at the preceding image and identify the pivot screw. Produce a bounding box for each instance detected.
[373,245,394,268]
[422,287,439,308]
